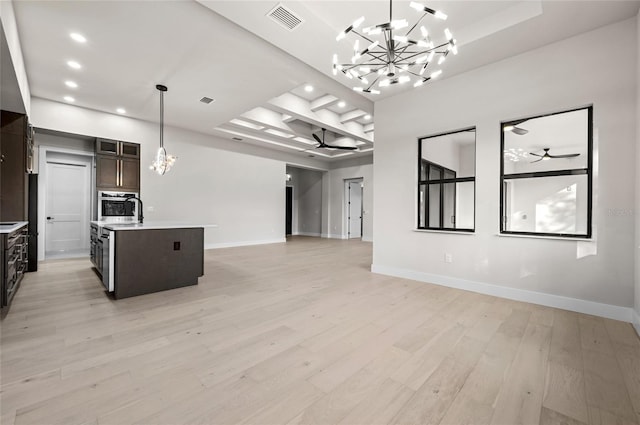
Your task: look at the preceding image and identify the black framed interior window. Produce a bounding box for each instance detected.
[500,106,593,238]
[418,128,476,232]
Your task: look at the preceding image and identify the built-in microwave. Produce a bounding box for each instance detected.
[98,191,138,222]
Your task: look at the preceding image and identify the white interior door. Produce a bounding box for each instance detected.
[348,180,363,239]
[45,161,90,254]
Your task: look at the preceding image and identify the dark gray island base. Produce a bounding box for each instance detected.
[114,227,204,299]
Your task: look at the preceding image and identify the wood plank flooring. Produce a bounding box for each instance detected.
[1,236,639,425]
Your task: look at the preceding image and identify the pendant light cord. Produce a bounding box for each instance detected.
[159,89,164,149]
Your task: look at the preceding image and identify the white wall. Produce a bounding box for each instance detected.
[30,98,335,249]
[373,18,637,321]
[323,157,374,241]
[634,11,640,334]
[34,131,95,170]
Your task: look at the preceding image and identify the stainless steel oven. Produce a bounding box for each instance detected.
[97,191,139,223]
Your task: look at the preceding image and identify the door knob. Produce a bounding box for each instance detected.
[46,217,53,220]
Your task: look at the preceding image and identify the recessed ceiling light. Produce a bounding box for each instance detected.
[67,60,82,69]
[63,96,75,103]
[364,114,371,120]
[70,33,87,43]
[304,84,314,92]
[338,101,346,108]
[116,108,126,114]
[65,80,78,88]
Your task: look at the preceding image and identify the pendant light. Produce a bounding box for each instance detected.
[150,84,177,175]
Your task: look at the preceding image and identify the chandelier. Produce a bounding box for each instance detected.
[333,0,457,94]
[150,84,177,175]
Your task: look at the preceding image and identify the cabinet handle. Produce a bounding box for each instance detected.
[116,160,121,187]
[119,160,123,187]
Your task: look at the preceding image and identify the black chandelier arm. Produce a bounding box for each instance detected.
[350,29,376,44]
[365,74,383,91]
[403,68,429,79]
[404,12,429,38]
[363,51,391,63]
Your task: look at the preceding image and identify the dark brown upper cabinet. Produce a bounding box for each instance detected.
[95,138,140,192]
[0,111,29,221]
[96,138,140,159]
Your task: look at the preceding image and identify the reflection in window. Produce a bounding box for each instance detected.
[501,106,592,238]
[418,128,476,231]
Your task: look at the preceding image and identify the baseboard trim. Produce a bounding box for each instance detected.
[361,236,373,242]
[633,309,640,337]
[205,238,286,250]
[294,232,322,237]
[371,264,634,323]
[321,233,347,239]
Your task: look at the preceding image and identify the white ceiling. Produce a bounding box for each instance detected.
[11,0,639,161]
[201,1,640,98]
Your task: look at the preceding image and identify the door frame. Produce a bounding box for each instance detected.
[38,146,96,261]
[344,178,364,239]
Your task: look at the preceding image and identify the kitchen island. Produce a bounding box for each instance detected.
[90,221,210,299]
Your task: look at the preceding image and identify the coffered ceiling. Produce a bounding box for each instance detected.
[213,83,374,159]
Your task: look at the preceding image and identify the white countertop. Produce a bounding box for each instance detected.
[0,221,28,234]
[93,221,217,231]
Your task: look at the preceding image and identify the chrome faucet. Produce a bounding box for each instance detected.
[126,197,144,224]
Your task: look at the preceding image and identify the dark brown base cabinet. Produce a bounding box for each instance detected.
[1,224,28,312]
[90,224,204,300]
[113,228,204,299]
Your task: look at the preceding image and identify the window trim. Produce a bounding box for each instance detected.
[417,127,476,233]
[499,105,593,239]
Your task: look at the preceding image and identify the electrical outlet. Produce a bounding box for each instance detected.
[445,253,453,263]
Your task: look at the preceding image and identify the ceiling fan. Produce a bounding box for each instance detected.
[312,128,357,150]
[530,148,580,163]
[503,119,529,135]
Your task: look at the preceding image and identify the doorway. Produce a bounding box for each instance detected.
[43,151,92,259]
[345,178,363,239]
[285,186,293,236]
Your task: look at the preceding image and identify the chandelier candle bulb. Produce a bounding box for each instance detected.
[390,19,408,29]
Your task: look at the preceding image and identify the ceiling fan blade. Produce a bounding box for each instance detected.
[323,144,358,150]
[530,158,543,163]
[511,127,528,135]
[529,152,544,157]
[312,133,322,144]
[547,153,580,158]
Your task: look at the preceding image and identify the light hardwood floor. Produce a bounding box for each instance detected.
[1,236,639,425]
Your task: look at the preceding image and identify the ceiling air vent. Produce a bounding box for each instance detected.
[200,97,215,104]
[267,3,304,31]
